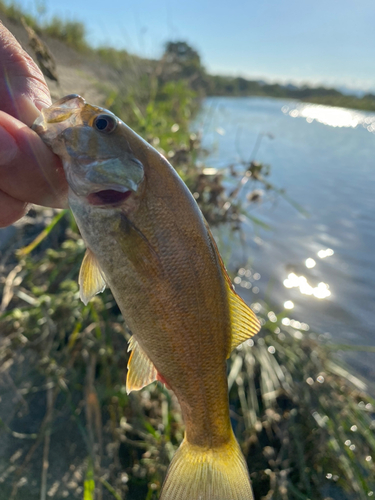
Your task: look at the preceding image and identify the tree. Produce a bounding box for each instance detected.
[160,41,207,91]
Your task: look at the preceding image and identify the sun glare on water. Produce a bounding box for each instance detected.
[282,103,375,131]
[283,248,335,300]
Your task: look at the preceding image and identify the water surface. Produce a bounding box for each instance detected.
[196,97,375,380]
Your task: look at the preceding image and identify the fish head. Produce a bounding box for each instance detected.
[33,94,145,211]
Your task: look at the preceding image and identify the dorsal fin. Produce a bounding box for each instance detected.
[126,336,158,394]
[226,280,261,351]
[204,221,261,354]
[78,248,107,305]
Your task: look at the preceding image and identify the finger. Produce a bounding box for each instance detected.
[0,111,68,209]
[0,23,51,125]
[0,189,29,228]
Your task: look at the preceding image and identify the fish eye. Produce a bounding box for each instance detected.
[93,114,117,134]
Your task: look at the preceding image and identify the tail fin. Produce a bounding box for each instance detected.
[160,434,253,500]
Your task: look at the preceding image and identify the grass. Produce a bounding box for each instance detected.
[0,0,89,50]
[1,230,374,499]
[0,76,374,499]
[2,0,375,114]
[229,297,375,499]
[0,4,374,498]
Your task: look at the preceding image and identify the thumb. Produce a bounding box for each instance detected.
[0,23,52,126]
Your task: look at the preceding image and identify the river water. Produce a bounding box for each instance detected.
[195,97,375,380]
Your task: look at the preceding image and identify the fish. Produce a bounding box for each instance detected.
[33,94,261,500]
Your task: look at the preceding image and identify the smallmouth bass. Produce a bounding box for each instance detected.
[33,94,261,500]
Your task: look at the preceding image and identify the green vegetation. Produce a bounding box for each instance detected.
[0,0,89,50]
[1,213,375,499]
[0,3,375,500]
[1,70,374,499]
[1,1,375,112]
[42,17,87,52]
[1,1,84,49]
[299,93,375,112]
[205,76,375,112]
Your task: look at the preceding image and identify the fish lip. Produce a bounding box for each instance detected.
[68,179,133,199]
[86,187,133,207]
[89,184,131,195]
[32,115,51,139]
[32,95,86,138]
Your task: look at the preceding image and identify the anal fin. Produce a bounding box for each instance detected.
[126,336,158,394]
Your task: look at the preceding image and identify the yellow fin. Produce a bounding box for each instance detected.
[227,281,261,352]
[126,336,158,394]
[160,433,254,500]
[204,221,261,353]
[78,248,106,305]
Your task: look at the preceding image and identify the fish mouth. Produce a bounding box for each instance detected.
[32,95,86,137]
[87,189,132,206]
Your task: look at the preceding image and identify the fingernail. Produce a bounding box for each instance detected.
[16,96,42,127]
[34,98,52,111]
[0,125,17,165]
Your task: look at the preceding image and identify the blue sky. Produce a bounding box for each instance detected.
[19,0,375,91]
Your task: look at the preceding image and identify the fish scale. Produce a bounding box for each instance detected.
[33,94,261,500]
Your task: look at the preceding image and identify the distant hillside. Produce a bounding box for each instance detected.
[205,75,375,112]
[0,2,154,107]
[1,0,375,113]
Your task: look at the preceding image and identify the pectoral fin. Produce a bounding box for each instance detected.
[115,215,162,276]
[126,336,158,394]
[78,248,107,305]
[204,221,261,353]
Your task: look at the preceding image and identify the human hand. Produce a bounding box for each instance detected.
[0,22,68,228]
